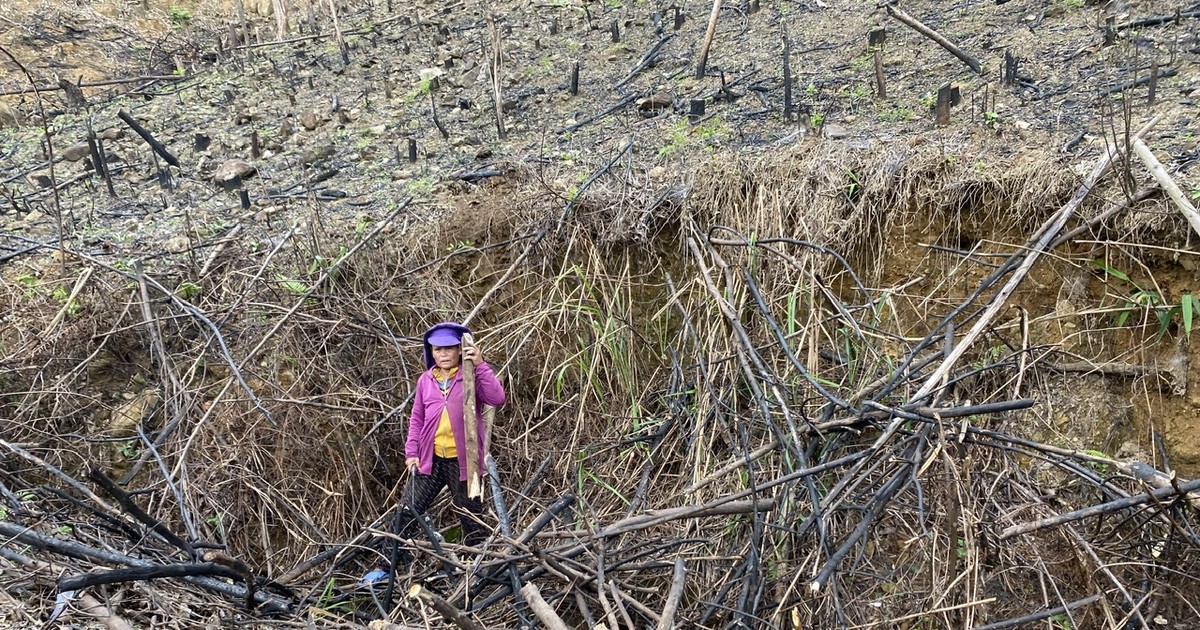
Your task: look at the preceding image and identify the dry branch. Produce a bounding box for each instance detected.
[1116,10,1200,30]
[885,4,982,74]
[0,440,121,515]
[558,93,638,134]
[695,0,722,79]
[57,562,246,592]
[568,498,779,543]
[41,266,92,336]
[1099,66,1178,97]
[998,477,1200,540]
[1131,138,1200,236]
[0,75,185,97]
[616,35,674,88]
[520,583,569,630]
[1,550,135,630]
[409,584,487,630]
[0,521,290,613]
[88,468,194,559]
[656,558,687,630]
[117,110,180,168]
[973,594,1103,630]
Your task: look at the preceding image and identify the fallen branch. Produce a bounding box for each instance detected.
[88,468,194,559]
[537,497,780,546]
[656,558,687,630]
[520,583,569,630]
[998,477,1200,540]
[117,110,180,168]
[1116,10,1200,30]
[1131,137,1200,237]
[0,75,186,97]
[558,93,638,134]
[0,550,135,630]
[885,4,982,74]
[57,562,244,592]
[1099,67,1178,97]
[409,584,487,630]
[486,454,530,625]
[198,223,242,277]
[1051,185,1157,246]
[40,266,93,336]
[0,440,121,516]
[685,440,777,494]
[0,521,290,613]
[973,595,1103,630]
[616,34,674,88]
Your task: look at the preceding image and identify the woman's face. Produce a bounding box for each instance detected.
[431,344,462,370]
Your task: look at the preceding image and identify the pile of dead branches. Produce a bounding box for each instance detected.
[3,130,1200,629]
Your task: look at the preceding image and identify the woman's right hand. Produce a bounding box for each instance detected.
[406,457,419,472]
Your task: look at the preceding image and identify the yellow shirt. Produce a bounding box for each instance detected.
[433,367,458,458]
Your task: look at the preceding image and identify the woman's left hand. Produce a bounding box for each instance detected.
[463,342,484,365]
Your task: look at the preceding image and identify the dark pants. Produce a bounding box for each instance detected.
[399,456,486,547]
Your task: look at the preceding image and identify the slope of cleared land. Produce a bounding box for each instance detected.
[2,0,1200,628]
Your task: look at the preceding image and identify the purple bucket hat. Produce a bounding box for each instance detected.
[422,321,471,368]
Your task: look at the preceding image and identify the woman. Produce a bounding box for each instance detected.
[402,321,506,546]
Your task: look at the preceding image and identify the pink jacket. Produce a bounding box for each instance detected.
[405,361,506,480]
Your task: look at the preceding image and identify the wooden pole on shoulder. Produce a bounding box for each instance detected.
[462,333,481,498]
